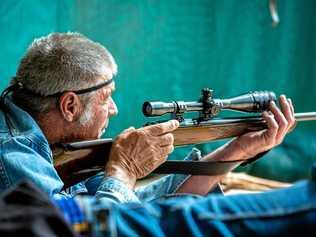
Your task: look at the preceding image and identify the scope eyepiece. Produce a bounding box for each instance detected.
[142,102,153,116]
[142,101,179,117]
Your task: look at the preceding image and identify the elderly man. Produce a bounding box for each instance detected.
[0,33,295,202]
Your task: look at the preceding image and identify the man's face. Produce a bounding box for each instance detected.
[79,82,118,139]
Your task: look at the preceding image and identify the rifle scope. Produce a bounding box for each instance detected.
[143,90,276,118]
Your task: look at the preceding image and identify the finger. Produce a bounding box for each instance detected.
[279,95,293,130]
[159,144,174,157]
[269,100,288,141]
[288,98,296,122]
[287,98,297,130]
[262,111,278,144]
[146,120,179,136]
[155,153,169,167]
[158,133,174,147]
[288,98,294,115]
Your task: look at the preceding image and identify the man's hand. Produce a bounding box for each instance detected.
[177,95,295,196]
[212,95,295,162]
[105,120,179,188]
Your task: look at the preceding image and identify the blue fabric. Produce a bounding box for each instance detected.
[53,197,85,226]
[0,98,64,196]
[54,166,316,236]
[0,97,201,203]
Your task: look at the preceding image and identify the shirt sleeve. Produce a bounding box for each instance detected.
[0,137,64,197]
[95,176,140,204]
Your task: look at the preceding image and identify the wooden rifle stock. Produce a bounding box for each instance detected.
[53,112,316,188]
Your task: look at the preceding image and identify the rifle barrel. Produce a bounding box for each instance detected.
[295,112,316,121]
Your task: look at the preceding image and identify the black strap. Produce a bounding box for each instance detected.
[49,79,113,96]
[154,160,243,176]
[15,79,114,97]
[0,82,23,135]
[153,150,269,175]
[60,160,246,189]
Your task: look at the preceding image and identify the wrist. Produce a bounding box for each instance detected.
[105,164,136,189]
[206,139,248,162]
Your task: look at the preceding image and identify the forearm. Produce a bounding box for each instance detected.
[176,141,243,195]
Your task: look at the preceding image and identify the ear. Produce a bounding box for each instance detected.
[58,92,82,122]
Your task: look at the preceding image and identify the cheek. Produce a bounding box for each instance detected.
[101,105,110,118]
[96,106,109,125]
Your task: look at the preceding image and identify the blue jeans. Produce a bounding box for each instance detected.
[56,166,316,236]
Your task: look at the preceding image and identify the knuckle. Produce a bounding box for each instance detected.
[166,122,174,130]
[282,119,288,126]
[266,114,274,121]
[272,120,279,128]
[160,154,168,162]
[156,149,164,157]
[155,156,167,167]
[280,120,288,128]
[169,145,174,153]
[286,105,292,113]
[165,120,178,131]
[270,122,278,130]
[137,129,147,137]
[167,133,174,144]
[289,118,295,127]
[170,134,174,144]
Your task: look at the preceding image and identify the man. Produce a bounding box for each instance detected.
[0,32,295,202]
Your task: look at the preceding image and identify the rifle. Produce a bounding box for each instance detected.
[53,89,316,188]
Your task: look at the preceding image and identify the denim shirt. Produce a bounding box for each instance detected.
[0,98,200,203]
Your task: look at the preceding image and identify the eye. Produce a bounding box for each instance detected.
[100,98,109,106]
[100,96,112,106]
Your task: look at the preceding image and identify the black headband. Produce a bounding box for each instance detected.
[48,78,114,96]
[1,78,114,98]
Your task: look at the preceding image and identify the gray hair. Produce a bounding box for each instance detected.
[12,32,117,119]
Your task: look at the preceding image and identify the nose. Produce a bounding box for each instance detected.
[108,97,118,116]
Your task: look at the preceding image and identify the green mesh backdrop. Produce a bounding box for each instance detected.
[1,0,316,182]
